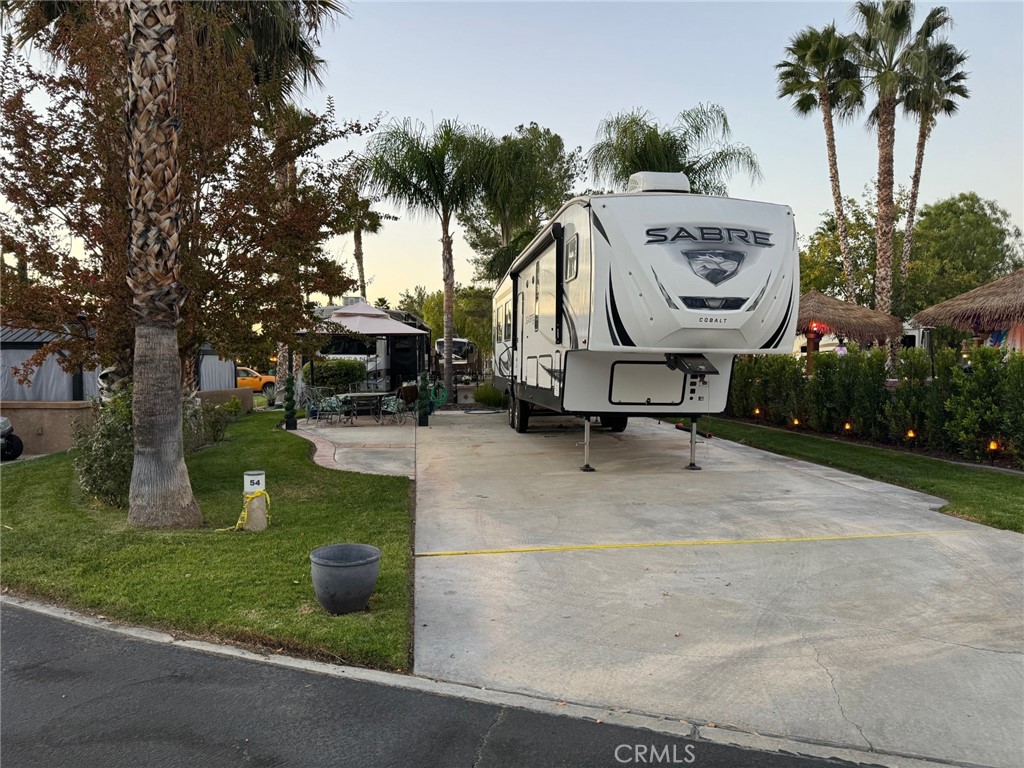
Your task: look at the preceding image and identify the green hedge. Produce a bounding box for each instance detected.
[301,358,367,394]
[726,346,1024,467]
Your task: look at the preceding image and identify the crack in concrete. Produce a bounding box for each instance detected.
[811,647,874,752]
[471,706,506,768]
[773,610,875,752]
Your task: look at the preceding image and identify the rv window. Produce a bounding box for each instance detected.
[504,300,512,340]
[565,235,579,282]
[496,305,504,343]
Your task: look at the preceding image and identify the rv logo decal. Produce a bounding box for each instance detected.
[685,250,744,286]
[645,226,773,247]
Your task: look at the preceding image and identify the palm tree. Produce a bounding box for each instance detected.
[776,24,864,301]
[850,0,951,315]
[124,0,200,528]
[898,39,969,284]
[363,119,485,401]
[588,104,762,194]
[335,177,394,300]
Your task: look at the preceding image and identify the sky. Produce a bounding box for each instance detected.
[299,0,1024,307]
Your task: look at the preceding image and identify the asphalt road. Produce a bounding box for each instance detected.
[0,605,869,768]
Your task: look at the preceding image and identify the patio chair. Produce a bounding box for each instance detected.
[377,391,408,425]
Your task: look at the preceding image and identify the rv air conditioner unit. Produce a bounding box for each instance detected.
[625,172,691,194]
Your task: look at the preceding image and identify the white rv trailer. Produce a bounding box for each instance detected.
[492,172,798,444]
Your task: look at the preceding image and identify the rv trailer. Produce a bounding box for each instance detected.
[492,172,798,459]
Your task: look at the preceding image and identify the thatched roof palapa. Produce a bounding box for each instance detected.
[912,268,1024,332]
[797,290,903,344]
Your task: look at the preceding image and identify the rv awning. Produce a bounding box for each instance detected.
[325,302,428,337]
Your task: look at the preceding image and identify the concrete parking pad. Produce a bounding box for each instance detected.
[414,412,1024,768]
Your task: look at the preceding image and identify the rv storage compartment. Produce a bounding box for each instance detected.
[609,361,685,406]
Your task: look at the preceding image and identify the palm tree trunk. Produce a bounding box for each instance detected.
[353,227,366,299]
[441,216,455,405]
[126,0,200,528]
[129,324,201,526]
[819,91,856,301]
[873,100,897,317]
[900,118,930,285]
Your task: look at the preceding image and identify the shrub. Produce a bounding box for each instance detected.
[945,346,1008,460]
[759,354,806,425]
[474,383,508,409]
[182,395,205,453]
[922,346,957,451]
[1000,352,1024,465]
[885,347,931,442]
[72,392,241,507]
[302,358,367,394]
[807,352,843,433]
[202,396,241,444]
[848,348,889,441]
[726,356,758,418]
[72,390,134,507]
[264,383,277,407]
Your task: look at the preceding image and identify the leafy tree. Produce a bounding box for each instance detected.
[898,39,969,285]
[800,189,1020,318]
[588,104,762,195]
[849,0,952,316]
[800,185,907,307]
[374,297,391,309]
[420,285,493,358]
[397,285,429,318]
[0,10,357,389]
[904,193,1023,315]
[460,122,583,282]
[776,23,864,299]
[364,118,486,402]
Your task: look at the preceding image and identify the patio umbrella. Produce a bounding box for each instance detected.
[912,268,1024,333]
[326,302,428,337]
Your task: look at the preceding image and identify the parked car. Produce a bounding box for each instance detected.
[236,367,276,394]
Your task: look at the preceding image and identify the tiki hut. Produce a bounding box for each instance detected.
[912,268,1024,352]
[797,290,903,373]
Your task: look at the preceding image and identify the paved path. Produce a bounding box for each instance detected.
[2,604,863,768]
[413,412,1024,768]
[297,419,415,478]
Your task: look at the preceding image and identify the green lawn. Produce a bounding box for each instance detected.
[701,417,1024,533]
[0,412,412,670]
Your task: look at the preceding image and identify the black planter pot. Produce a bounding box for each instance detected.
[417,412,429,427]
[285,417,297,430]
[310,544,381,615]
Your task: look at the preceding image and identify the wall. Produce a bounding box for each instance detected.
[196,388,253,412]
[1,401,94,455]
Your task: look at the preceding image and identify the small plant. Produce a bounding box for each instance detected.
[264,384,277,407]
[417,372,431,423]
[473,383,508,409]
[284,374,296,427]
[202,397,241,444]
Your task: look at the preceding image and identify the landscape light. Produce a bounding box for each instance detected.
[906,429,916,439]
[792,417,800,426]
[753,407,761,416]
[988,440,999,452]
[843,422,852,431]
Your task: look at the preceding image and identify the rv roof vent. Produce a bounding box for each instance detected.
[626,172,691,194]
